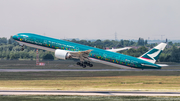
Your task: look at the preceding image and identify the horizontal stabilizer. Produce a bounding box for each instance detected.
[141,64,158,68]
[156,64,169,67]
[106,47,131,52]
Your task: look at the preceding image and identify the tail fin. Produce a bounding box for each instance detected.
[138,43,167,64]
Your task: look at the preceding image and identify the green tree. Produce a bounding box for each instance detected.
[170,46,180,62]
[71,39,77,43]
[138,38,145,46]
[168,41,173,46]
[43,53,54,60]
[122,46,148,57]
[0,37,7,44]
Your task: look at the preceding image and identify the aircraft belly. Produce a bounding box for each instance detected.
[89,57,137,69]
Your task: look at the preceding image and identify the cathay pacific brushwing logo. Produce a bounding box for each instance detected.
[141,48,160,61]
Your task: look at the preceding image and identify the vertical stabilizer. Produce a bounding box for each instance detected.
[138,43,167,64]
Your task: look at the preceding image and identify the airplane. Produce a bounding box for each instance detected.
[12,33,167,69]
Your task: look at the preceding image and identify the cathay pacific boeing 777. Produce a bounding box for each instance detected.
[13,33,167,69]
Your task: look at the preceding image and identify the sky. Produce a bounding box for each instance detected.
[0,0,180,40]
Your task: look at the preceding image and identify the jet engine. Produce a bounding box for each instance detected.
[55,49,71,60]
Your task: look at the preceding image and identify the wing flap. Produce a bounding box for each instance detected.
[69,50,92,61]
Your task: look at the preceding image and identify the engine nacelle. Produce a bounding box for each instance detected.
[55,49,71,60]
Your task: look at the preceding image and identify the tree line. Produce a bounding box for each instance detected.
[0,37,180,62]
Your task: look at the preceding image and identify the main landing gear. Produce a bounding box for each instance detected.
[76,61,93,68]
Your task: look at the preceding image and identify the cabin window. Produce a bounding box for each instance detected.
[116,56,121,63]
[96,52,101,59]
[38,39,42,45]
[56,43,60,47]
[34,38,40,44]
[98,53,103,59]
[34,38,36,43]
[26,37,30,42]
[76,47,79,51]
[43,40,47,46]
[103,53,107,60]
[23,36,27,41]
[48,41,52,47]
[52,42,55,47]
[126,59,131,66]
[30,38,33,43]
[121,58,125,64]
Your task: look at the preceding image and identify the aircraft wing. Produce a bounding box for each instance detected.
[69,50,92,61]
[106,47,131,52]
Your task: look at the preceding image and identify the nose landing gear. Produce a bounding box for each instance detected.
[20,44,24,51]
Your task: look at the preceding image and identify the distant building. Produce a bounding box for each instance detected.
[105,47,109,50]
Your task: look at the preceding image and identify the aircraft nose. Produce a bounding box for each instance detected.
[12,35,17,39]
